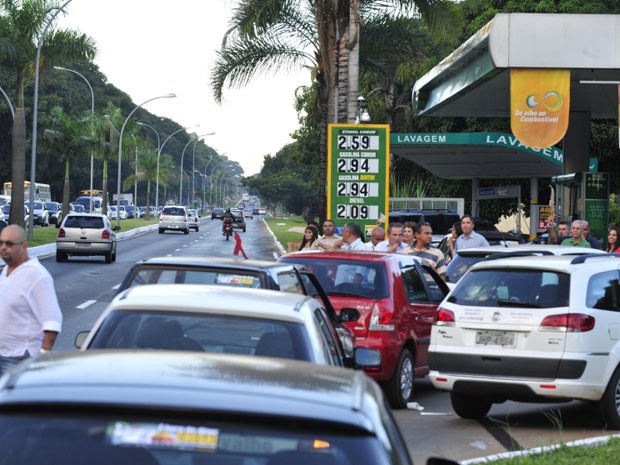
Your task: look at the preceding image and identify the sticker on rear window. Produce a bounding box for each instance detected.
[216,274,258,286]
[108,422,219,451]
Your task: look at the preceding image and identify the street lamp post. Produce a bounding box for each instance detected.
[54,66,95,211]
[179,133,214,205]
[116,93,176,229]
[29,0,73,240]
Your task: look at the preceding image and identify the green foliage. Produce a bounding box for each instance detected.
[610,194,620,228]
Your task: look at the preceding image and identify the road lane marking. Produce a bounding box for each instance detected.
[77,300,96,309]
[112,283,120,289]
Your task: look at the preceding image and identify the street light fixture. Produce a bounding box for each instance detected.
[29,0,73,240]
[54,66,95,212]
[355,96,371,124]
[116,93,176,229]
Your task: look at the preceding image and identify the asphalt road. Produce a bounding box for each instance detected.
[29,216,616,465]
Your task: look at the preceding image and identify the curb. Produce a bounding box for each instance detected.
[261,217,286,259]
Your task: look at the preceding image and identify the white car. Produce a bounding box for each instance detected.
[56,213,118,263]
[108,205,125,220]
[429,253,620,428]
[75,284,375,370]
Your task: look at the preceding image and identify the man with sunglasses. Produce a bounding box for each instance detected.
[0,225,62,375]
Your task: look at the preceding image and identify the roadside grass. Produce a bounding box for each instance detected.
[25,217,158,247]
[264,216,307,250]
[480,437,620,464]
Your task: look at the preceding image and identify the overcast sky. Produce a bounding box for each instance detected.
[57,0,309,176]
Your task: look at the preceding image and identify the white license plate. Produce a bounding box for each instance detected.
[76,242,91,248]
[475,330,516,347]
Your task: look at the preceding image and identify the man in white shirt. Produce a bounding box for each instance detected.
[312,219,342,250]
[365,226,385,251]
[0,225,63,375]
[374,222,406,253]
[340,222,366,250]
[455,215,489,251]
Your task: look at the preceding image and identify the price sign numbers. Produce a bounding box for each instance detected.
[337,135,379,150]
[336,204,379,220]
[337,158,379,173]
[336,182,378,197]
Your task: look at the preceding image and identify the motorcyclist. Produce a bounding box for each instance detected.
[222,208,235,235]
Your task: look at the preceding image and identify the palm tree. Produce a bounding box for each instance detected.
[0,0,96,226]
[123,142,162,220]
[41,106,87,219]
[210,0,459,222]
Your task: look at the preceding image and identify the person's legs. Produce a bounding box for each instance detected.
[0,353,30,376]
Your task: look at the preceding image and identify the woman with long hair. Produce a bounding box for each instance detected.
[606,226,620,253]
[299,227,318,250]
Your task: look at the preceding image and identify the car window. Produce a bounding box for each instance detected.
[129,268,262,288]
[163,207,185,215]
[587,270,620,311]
[64,216,104,229]
[401,267,429,303]
[89,311,313,361]
[446,254,486,283]
[419,265,447,303]
[314,308,342,366]
[277,271,303,294]
[451,269,570,308]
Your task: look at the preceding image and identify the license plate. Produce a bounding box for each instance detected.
[475,330,516,347]
[76,242,91,248]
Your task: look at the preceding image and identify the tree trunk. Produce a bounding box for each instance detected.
[62,158,70,220]
[145,180,151,221]
[10,108,26,227]
[102,157,109,215]
[346,0,360,122]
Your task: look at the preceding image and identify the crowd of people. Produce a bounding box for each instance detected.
[299,213,620,281]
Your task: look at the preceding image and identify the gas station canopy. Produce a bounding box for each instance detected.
[390,132,563,179]
[412,13,620,119]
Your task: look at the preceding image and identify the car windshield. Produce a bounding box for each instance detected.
[449,268,570,308]
[89,310,312,361]
[126,266,264,289]
[0,415,390,465]
[280,258,388,299]
[445,254,489,283]
[64,216,105,229]
[46,202,58,211]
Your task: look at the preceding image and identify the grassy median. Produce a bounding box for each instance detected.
[24,217,159,247]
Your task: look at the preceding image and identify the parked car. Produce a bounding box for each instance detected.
[429,253,620,428]
[56,213,118,263]
[0,351,454,465]
[230,208,246,232]
[279,250,450,408]
[159,205,189,234]
[389,209,461,245]
[211,207,225,220]
[445,244,607,284]
[45,201,62,225]
[187,208,200,231]
[115,256,359,366]
[76,284,379,371]
[107,205,126,220]
[26,200,49,226]
[124,205,137,218]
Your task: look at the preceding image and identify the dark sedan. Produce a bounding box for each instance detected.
[0,351,456,465]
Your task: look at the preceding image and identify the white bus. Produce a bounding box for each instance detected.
[2,181,51,202]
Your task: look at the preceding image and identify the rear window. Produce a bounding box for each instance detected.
[64,216,104,229]
[127,267,263,289]
[445,253,487,283]
[280,258,388,299]
[449,269,570,308]
[162,207,185,216]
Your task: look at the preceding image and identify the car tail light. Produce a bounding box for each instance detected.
[539,313,595,332]
[369,300,394,331]
[435,307,455,326]
[102,230,110,240]
[57,228,66,238]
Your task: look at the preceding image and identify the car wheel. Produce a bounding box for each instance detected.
[598,365,620,429]
[243,228,246,232]
[55,251,64,263]
[159,228,164,234]
[104,252,113,264]
[196,227,199,232]
[385,349,414,409]
[184,228,189,235]
[450,391,493,419]
[112,249,117,263]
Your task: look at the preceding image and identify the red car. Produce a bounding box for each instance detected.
[279,250,449,408]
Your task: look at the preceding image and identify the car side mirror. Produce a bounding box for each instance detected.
[113,225,121,231]
[55,223,60,229]
[339,307,360,322]
[74,331,89,349]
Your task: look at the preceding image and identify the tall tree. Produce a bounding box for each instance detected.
[211,0,460,222]
[0,0,96,226]
[41,106,87,219]
[122,141,163,219]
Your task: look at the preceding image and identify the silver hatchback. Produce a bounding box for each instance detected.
[159,206,189,234]
[56,213,118,263]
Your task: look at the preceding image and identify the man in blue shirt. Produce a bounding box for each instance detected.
[455,215,489,251]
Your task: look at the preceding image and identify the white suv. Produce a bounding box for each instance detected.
[429,253,620,428]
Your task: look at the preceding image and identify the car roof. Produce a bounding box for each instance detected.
[0,351,380,432]
[469,253,619,272]
[64,213,107,218]
[134,256,307,272]
[283,249,397,263]
[112,284,313,323]
[455,244,607,256]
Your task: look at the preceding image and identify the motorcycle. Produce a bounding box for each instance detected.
[223,219,233,241]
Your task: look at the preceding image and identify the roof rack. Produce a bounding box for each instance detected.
[570,253,619,265]
[483,250,555,261]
